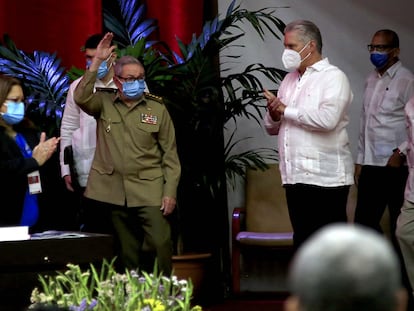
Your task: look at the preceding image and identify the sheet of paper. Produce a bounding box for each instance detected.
[0,226,30,241]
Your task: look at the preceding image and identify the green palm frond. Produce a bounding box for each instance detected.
[225,148,278,188]
[146,0,286,188]
[222,64,285,124]
[221,3,287,41]
[224,131,278,189]
[159,0,287,122]
[103,0,157,49]
[0,34,69,136]
[113,0,287,195]
[0,34,21,59]
[67,66,85,82]
[176,0,286,60]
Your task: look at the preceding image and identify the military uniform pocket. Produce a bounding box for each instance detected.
[92,161,114,175]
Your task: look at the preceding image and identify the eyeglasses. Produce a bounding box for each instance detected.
[116,76,145,83]
[367,44,395,52]
[6,98,24,102]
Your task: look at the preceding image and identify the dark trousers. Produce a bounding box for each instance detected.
[354,165,408,246]
[111,205,173,275]
[82,199,173,275]
[354,165,410,310]
[285,183,350,250]
[80,195,114,234]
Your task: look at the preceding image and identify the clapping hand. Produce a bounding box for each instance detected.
[32,132,60,166]
[263,89,286,121]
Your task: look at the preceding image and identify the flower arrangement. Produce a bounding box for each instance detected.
[29,259,202,311]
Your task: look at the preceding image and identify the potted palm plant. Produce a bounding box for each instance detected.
[103,4,286,299]
[120,0,286,299]
[0,0,286,300]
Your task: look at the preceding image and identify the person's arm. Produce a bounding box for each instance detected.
[60,80,81,191]
[0,131,58,177]
[387,135,409,168]
[74,32,116,115]
[354,98,367,186]
[0,152,39,177]
[355,97,367,166]
[263,89,282,135]
[32,132,60,166]
[158,107,181,216]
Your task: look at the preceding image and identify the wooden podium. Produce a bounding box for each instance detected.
[0,231,113,311]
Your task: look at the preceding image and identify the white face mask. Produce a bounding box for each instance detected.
[282,41,311,71]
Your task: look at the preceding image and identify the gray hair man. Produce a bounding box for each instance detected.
[285,224,407,311]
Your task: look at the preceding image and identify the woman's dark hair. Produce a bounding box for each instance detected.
[0,73,22,105]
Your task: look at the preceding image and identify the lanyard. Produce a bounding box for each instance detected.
[15,133,32,158]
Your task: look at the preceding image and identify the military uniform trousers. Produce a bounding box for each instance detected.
[111,204,173,275]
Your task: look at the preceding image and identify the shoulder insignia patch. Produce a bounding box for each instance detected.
[144,92,163,103]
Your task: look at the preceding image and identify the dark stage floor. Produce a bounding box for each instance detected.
[199,293,287,311]
[205,298,284,311]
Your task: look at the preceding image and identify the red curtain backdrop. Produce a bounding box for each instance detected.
[0,0,102,70]
[146,0,204,55]
[0,0,203,70]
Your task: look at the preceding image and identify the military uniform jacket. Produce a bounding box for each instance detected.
[73,70,181,207]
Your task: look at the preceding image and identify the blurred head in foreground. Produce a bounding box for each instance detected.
[285,223,407,311]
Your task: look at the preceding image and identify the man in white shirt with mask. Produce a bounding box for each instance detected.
[263,20,354,250]
[59,34,117,231]
[354,29,414,250]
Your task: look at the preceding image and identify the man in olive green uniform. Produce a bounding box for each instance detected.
[73,32,181,275]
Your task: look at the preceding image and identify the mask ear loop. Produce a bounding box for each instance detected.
[298,41,311,54]
[106,53,116,69]
[299,41,312,63]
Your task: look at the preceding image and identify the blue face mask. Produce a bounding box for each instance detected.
[86,58,112,79]
[1,101,25,124]
[97,60,111,79]
[122,79,146,100]
[370,51,389,69]
[86,59,92,69]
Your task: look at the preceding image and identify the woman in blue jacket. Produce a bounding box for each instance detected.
[0,74,59,228]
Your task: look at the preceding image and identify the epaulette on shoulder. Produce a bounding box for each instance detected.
[145,92,163,103]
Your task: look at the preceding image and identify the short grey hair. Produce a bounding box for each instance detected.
[288,224,401,311]
[284,20,323,53]
[114,55,144,77]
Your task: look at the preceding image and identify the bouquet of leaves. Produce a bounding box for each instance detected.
[29,259,202,311]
